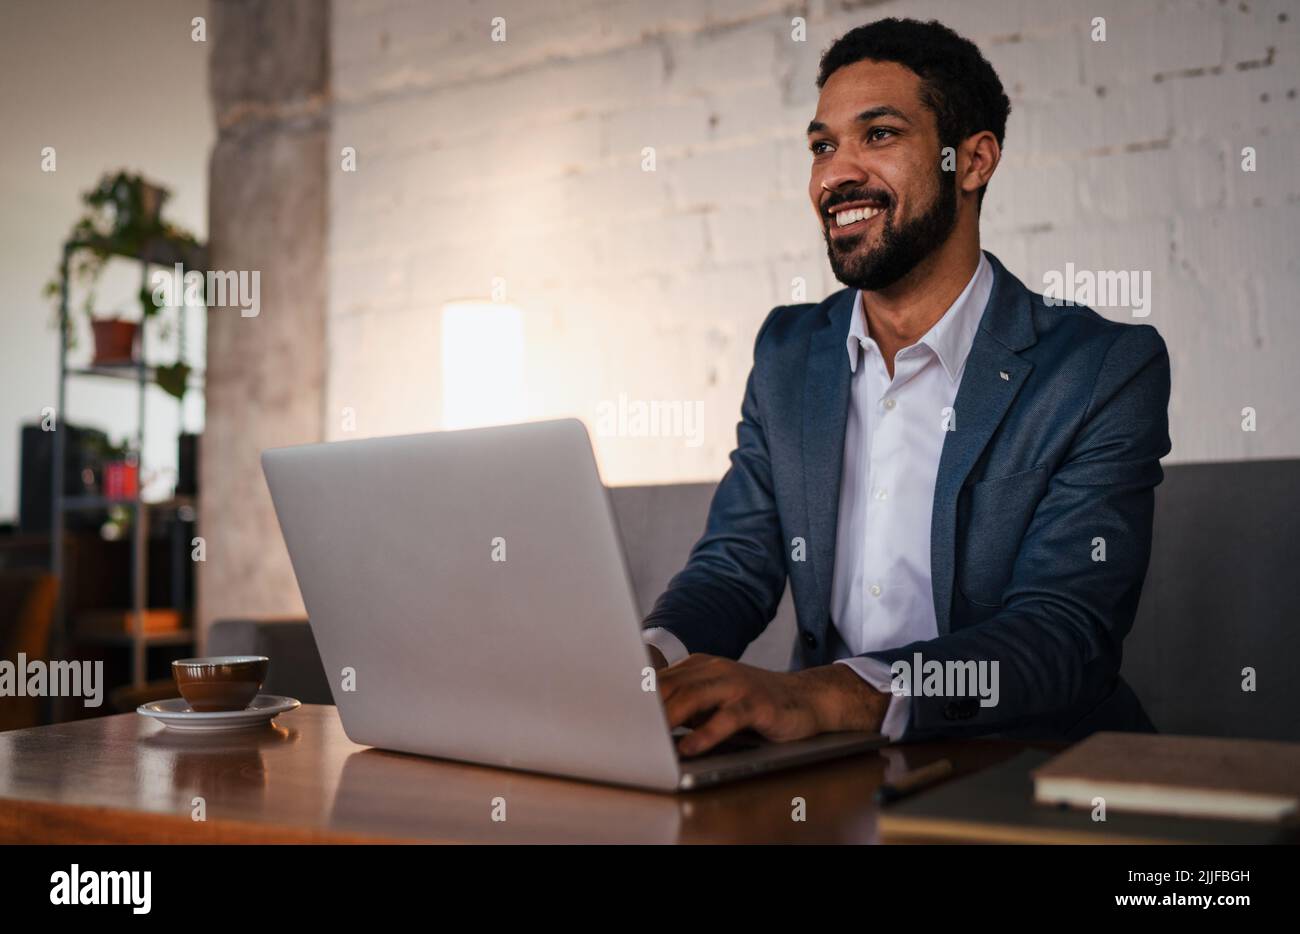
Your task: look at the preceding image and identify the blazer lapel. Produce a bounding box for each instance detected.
[929,253,1038,634]
[802,289,855,647]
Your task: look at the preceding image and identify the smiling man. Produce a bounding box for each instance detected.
[641,18,1171,756]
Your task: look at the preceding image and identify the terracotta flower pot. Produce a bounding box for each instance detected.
[90,319,139,364]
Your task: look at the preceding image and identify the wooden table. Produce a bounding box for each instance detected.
[0,704,1037,843]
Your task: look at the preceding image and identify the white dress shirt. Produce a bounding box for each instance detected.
[646,253,994,742]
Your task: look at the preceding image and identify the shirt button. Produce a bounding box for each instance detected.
[883,398,896,410]
[874,488,888,500]
[869,583,882,597]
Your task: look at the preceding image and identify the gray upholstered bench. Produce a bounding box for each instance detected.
[209,459,1300,740]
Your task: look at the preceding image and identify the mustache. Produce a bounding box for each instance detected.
[822,188,892,218]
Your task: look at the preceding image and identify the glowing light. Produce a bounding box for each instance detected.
[440,301,526,430]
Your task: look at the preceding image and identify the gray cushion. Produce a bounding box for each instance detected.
[1122,459,1300,740]
[206,618,333,705]
[607,483,796,670]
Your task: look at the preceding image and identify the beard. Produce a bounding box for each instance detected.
[822,169,958,292]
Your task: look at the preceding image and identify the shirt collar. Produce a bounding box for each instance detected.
[845,251,994,382]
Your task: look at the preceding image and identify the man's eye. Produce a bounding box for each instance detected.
[809,140,832,155]
[867,127,896,142]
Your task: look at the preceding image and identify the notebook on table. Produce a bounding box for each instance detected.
[878,749,1297,845]
[1032,732,1300,823]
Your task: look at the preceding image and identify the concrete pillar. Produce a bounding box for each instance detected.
[198,0,330,646]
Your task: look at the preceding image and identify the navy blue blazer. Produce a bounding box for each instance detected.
[644,252,1171,741]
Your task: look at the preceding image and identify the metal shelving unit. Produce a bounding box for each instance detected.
[50,234,207,696]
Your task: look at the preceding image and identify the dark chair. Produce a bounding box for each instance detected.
[1121,458,1300,740]
[0,570,57,731]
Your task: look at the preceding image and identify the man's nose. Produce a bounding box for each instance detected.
[817,160,870,209]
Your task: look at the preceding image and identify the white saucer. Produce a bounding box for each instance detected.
[137,694,301,732]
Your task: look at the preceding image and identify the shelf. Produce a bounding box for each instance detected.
[66,363,205,387]
[73,608,191,646]
[62,495,197,512]
[66,235,206,269]
[72,629,195,647]
[52,222,210,699]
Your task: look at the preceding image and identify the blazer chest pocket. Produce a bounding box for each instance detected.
[957,465,1049,608]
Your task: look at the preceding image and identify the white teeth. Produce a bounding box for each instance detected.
[835,206,881,227]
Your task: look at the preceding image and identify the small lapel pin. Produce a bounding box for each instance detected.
[998,370,1010,381]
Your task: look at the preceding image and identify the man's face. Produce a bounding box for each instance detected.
[807,59,958,292]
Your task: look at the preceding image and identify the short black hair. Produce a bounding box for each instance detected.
[816,18,1011,205]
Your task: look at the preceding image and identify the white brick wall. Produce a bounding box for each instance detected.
[329,0,1300,481]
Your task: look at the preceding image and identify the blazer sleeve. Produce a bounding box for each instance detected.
[862,324,1172,739]
[640,307,789,659]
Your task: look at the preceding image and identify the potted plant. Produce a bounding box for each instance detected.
[45,171,203,399]
[88,317,139,364]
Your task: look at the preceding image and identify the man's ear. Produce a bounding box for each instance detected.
[960,131,1001,197]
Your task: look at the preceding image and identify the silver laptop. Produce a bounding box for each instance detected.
[261,418,884,792]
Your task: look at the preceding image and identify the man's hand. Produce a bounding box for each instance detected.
[656,654,891,756]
